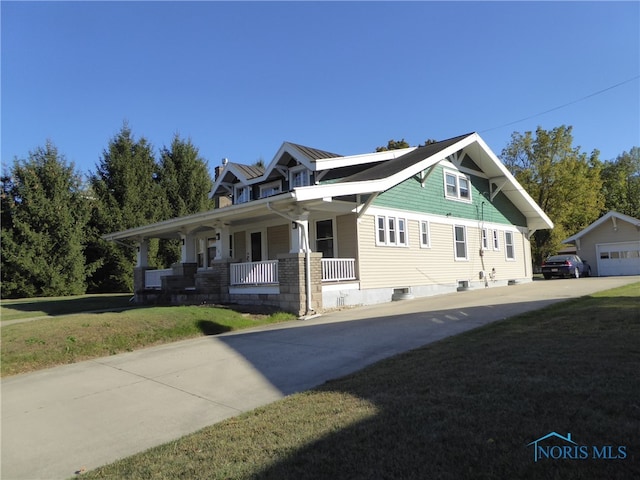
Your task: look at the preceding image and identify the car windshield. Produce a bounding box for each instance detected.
[546,255,571,263]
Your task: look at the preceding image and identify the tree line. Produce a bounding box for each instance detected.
[2,124,213,298]
[2,124,639,298]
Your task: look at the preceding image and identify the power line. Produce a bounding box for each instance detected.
[480,75,640,133]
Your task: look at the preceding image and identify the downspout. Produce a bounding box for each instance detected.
[267,202,314,316]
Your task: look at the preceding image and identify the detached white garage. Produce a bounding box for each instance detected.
[563,211,640,277]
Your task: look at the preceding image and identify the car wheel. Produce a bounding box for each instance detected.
[543,274,551,280]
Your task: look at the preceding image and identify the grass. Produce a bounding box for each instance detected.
[81,283,640,480]
[1,305,295,377]
[1,293,134,322]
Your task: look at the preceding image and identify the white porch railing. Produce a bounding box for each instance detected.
[231,260,279,285]
[322,258,356,282]
[145,268,173,288]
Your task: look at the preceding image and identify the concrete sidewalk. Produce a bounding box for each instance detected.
[2,276,638,479]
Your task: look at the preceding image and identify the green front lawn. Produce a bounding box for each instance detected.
[82,283,640,480]
[1,305,295,376]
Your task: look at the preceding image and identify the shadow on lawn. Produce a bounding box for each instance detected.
[216,294,640,480]
[0,294,135,318]
[196,320,232,336]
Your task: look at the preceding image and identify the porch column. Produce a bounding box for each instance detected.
[216,224,232,260]
[180,232,196,263]
[290,217,310,253]
[136,238,149,267]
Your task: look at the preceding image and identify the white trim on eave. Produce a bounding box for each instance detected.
[563,211,640,244]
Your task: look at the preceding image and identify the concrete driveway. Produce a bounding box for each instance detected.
[2,276,638,479]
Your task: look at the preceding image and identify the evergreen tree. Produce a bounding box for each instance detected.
[87,124,166,292]
[501,126,604,265]
[375,138,411,152]
[1,142,91,297]
[155,135,213,267]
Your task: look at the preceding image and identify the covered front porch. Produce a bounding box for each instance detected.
[114,196,362,316]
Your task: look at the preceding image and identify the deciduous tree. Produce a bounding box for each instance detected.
[501,125,604,265]
[601,147,640,218]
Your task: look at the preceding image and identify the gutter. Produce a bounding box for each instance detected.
[267,202,314,317]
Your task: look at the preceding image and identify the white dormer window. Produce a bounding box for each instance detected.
[235,185,251,204]
[260,180,282,198]
[290,166,310,188]
[444,169,472,203]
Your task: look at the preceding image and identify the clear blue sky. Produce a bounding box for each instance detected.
[2,1,639,178]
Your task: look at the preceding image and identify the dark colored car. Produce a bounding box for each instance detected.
[541,255,591,279]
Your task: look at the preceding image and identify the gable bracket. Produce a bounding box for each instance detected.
[275,166,289,177]
[417,164,438,188]
[489,176,508,201]
[315,170,329,183]
[357,192,379,219]
[446,151,462,167]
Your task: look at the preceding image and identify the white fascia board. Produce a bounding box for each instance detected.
[104,193,296,241]
[472,134,554,231]
[209,163,253,198]
[563,211,640,243]
[294,137,474,201]
[313,147,416,171]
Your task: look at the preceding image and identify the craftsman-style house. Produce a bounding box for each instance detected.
[103,132,553,316]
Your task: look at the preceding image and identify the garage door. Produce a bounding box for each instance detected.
[596,242,640,276]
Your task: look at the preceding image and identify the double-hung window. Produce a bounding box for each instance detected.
[375,215,407,247]
[235,185,251,204]
[290,166,310,188]
[505,231,515,260]
[420,220,431,248]
[259,181,281,198]
[492,229,500,250]
[482,228,489,250]
[454,225,467,260]
[444,169,472,202]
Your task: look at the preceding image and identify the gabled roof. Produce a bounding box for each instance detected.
[341,134,471,182]
[563,211,640,244]
[294,132,554,231]
[285,142,341,161]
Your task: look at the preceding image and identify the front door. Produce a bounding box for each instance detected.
[250,231,262,261]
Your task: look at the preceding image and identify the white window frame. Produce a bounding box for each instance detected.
[259,180,282,198]
[290,166,311,188]
[420,220,431,248]
[492,229,500,251]
[375,215,408,247]
[235,185,251,204]
[505,231,516,261]
[443,169,472,203]
[482,228,489,250]
[454,225,468,261]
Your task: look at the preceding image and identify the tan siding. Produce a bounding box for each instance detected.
[336,214,358,258]
[357,215,529,289]
[234,231,246,262]
[575,219,639,276]
[267,224,290,259]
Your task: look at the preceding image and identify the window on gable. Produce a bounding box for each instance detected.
[454,225,467,260]
[420,221,430,248]
[290,166,310,188]
[259,180,281,198]
[375,215,407,247]
[444,169,472,202]
[505,231,515,260]
[235,185,251,204]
